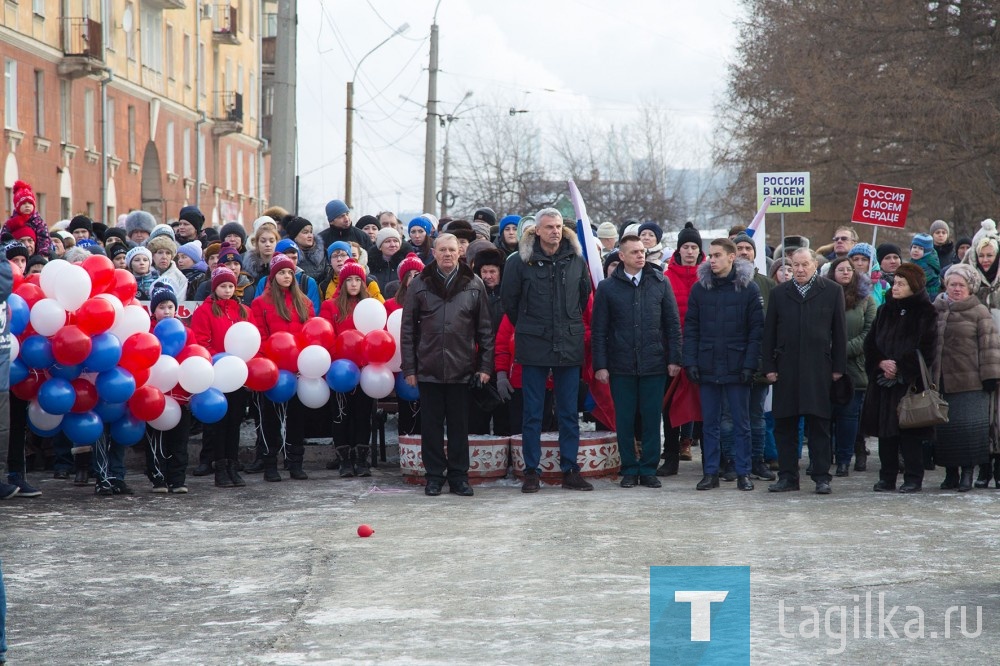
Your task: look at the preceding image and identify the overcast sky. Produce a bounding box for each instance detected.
[293,0,745,222]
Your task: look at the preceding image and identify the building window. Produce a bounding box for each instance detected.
[4,59,17,130]
[183,127,191,178]
[106,97,115,156]
[249,154,256,198]
[237,63,244,96]
[141,5,164,73]
[32,0,45,17]
[84,89,95,150]
[226,145,232,191]
[60,79,71,143]
[197,131,205,183]
[236,149,244,194]
[165,24,174,80]
[263,83,274,116]
[124,3,136,60]
[198,41,205,96]
[183,33,191,88]
[61,197,71,220]
[128,105,136,162]
[166,121,175,173]
[34,69,44,137]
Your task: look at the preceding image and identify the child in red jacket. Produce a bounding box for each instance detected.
[250,254,313,482]
[190,267,256,488]
[2,181,51,257]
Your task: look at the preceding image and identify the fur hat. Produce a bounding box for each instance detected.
[472,246,504,276]
[893,262,927,294]
[68,215,94,236]
[125,210,156,238]
[178,206,205,233]
[637,221,663,243]
[150,281,178,311]
[929,219,950,236]
[337,258,366,286]
[203,241,221,262]
[268,254,296,281]
[911,233,934,252]
[125,246,152,267]
[473,207,497,227]
[211,266,238,291]
[218,222,247,248]
[217,242,242,267]
[13,180,35,210]
[146,235,177,257]
[942,262,980,293]
[177,240,203,263]
[325,199,350,222]
[876,243,902,264]
[396,252,424,281]
[375,227,402,250]
[445,219,476,242]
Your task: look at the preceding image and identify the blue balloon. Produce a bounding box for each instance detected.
[264,370,297,403]
[94,399,128,424]
[190,388,228,424]
[95,367,137,403]
[153,318,187,357]
[212,352,231,364]
[21,335,54,369]
[38,378,76,415]
[62,411,104,444]
[394,372,420,401]
[49,363,83,380]
[84,333,123,373]
[326,359,361,393]
[29,423,62,438]
[8,293,28,335]
[110,414,146,447]
[9,358,28,386]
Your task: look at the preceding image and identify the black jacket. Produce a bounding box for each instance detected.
[682,259,764,383]
[319,224,372,253]
[401,262,494,384]
[0,254,12,392]
[500,226,591,367]
[367,243,413,291]
[592,263,682,376]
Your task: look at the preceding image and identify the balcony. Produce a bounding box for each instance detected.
[262,35,276,70]
[212,91,243,136]
[212,4,240,45]
[260,114,272,143]
[58,18,105,79]
[145,0,187,8]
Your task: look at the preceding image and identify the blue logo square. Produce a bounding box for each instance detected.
[650,566,750,665]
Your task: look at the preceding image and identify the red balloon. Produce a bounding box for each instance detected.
[83,255,116,296]
[15,282,44,308]
[10,261,23,288]
[109,269,138,302]
[176,344,212,363]
[130,366,151,388]
[24,274,40,286]
[128,385,165,421]
[12,370,46,401]
[357,524,375,538]
[364,330,396,365]
[70,378,99,413]
[263,331,300,373]
[52,325,93,366]
[299,317,336,351]
[245,357,280,392]
[120,332,162,373]
[332,330,367,367]
[167,386,191,405]
[75,297,117,335]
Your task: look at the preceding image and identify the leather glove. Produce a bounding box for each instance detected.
[496,371,514,401]
[983,379,998,394]
[740,369,754,385]
[686,367,701,384]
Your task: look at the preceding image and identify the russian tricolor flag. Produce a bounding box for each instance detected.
[746,196,771,275]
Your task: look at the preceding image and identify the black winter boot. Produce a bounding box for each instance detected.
[228,460,246,487]
[940,467,960,490]
[973,463,992,488]
[214,460,235,487]
[993,458,1000,489]
[958,467,975,492]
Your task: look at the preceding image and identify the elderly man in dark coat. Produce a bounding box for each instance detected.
[762,247,848,494]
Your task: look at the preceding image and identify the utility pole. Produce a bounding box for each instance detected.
[270,0,297,210]
[422,21,439,214]
[345,80,354,206]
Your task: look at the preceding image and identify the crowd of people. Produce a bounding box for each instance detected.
[2,175,1000,505]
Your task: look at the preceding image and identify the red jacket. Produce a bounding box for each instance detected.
[251,289,310,338]
[190,297,256,356]
[319,298,358,336]
[665,253,703,329]
[383,298,402,315]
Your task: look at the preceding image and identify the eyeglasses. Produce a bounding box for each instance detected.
[832,236,851,241]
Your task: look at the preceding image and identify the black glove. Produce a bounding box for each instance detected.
[983,379,998,394]
[686,367,700,384]
[740,369,754,385]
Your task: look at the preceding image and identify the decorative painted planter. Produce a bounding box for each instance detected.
[510,431,620,481]
[399,435,510,485]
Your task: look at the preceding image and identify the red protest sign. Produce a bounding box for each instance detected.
[851,183,912,228]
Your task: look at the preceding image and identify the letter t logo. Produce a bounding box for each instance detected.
[675,591,729,641]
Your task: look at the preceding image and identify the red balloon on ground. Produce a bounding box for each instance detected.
[299,317,336,351]
[128,385,166,421]
[121,332,162,371]
[70,378,99,413]
[52,325,93,366]
[364,330,396,365]
[263,331,300,373]
[75,297,117,335]
[83,254,116,296]
[332,330,367,367]
[109,269,138,302]
[245,357,280,392]
[357,524,375,538]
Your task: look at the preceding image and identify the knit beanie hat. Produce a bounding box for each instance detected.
[150,282,178,311]
[211,266,238,291]
[199,226,220,245]
[124,210,156,238]
[13,180,35,210]
[911,233,934,251]
[108,244,128,261]
[637,221,663,243]
[26,254,48,272]
[355,214,379,231]
[177,240,203,263]
[596,222,618,240]
[407,216,433,238]
[52,230,74,247]
[473,207,497,227]
[252,215,276,234]
[125,246,153,267]
[732,232,754,251]
[275,238,299,258]
[847,242,875,261]
[623,223,641,238]
[768,257,789,280]
[396,252,424,281]
[147,223,176,244]
[326,240,352,259]
[13,226,37,244]
[104,227,128,246]
[602,249,620,274]
[894,262,927,294]
[337,258,367,287]
[178,206,205,233]
[68,215,94,236]
[956,236,973,250]
[929,219,950,236]
[942,262,981,293]
[283,216,312,241]
[92,222,108,242]
[375,227,402,250]
[146,235,177,257]
[219,222,247,248]
[469,221,491,242]
[325,199,350,221]
[499,215,521,234]
[876,243,902,264]
[3,240,28,261]
[217,241,242,266]
[267,253,296,281]
[972,219,1000,256]
[516,215,536,240]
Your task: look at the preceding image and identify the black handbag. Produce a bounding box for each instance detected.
[469,375,503,413]
[897,351,949,429]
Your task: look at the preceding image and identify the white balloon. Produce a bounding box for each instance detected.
[353,298,387,335]
[148,356,180,392]
[29,298,67,336]
[95,293,125,328]
[178,356,215,394]
[386,309,403,342]
[10,335,19,360]
[296,376,331,409]
[54,264,93,312]
[359,363,394,399]
[28,400,64,431]
[149,395,182,431]
[111,305,151,342]
[223,321,261,361]
[386,345,402,373]
[212,355,249,393]
[297,345,332,379]
[39,259,71,300]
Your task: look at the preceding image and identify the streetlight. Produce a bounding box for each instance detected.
[438,91,473,218]
[345,22,410,207]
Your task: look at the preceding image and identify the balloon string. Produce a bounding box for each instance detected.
[278,402,288,459]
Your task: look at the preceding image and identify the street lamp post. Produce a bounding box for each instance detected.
[345,23,409,208]
[439,91,473,218]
